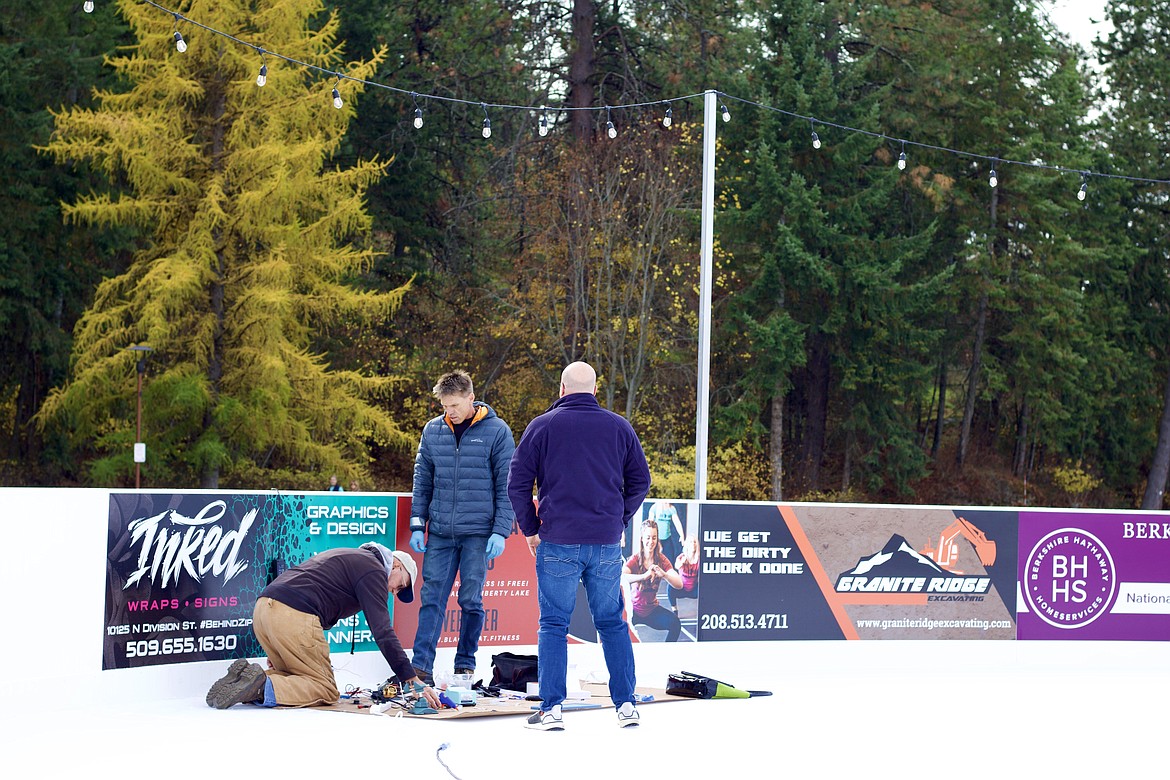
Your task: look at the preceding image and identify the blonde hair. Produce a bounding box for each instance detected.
[637,522,662,571]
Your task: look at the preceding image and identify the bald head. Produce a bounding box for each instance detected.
[560,361,597,396]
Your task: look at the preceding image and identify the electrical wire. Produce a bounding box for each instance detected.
[83,0,1170,188]
[436,743,461,780]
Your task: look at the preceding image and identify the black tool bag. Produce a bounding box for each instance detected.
[666,671,720,698]
[666,670,772,698]
[490,652,539,690]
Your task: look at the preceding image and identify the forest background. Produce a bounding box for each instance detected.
[2,0,1169,511]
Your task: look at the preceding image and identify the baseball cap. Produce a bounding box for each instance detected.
[391,550,418,603]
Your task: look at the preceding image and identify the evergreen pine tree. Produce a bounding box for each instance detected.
[38,0,408,488]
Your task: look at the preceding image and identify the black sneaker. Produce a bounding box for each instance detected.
[206,660,267,709]
[525,704,564,731]
[454,667,475,676]
[412,666,435,687]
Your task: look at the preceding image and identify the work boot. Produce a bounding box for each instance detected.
[205,659,247,707]
[206,661,267,709]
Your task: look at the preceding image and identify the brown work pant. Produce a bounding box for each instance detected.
[252,597,340,707]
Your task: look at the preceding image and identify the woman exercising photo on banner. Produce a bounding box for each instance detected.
[623,522,683,642]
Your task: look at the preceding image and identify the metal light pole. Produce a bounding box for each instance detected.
[694,90,717,501]
[129,345,153,488]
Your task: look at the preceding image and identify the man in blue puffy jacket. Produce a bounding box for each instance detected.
[409,370,516,684]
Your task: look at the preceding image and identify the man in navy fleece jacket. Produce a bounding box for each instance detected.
[507,361,651,731]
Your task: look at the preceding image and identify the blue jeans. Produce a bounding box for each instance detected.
[535,542,635,710]
[411,533,489,674]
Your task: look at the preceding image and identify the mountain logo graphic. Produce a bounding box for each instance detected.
[835,534,991,595]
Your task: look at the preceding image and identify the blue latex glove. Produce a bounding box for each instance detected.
[485,533,505,561]
[410,530,426,553]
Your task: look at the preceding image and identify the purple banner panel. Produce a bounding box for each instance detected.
[1017,511,1170,641]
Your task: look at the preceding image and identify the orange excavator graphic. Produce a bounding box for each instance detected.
[920,517,997,574]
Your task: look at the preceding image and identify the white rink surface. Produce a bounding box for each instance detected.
[3,639,1166,780]
[0,490,1162,779]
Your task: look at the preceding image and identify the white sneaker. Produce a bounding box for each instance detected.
[525,704,564,731]
[617,701,640,728]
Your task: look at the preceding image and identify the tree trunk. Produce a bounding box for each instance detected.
[958,185,998,469]
[202,86,228,490]
[202,243,225,490]
[800,332,830,492]
[770,391,784,500]
[568,0,595,142]
[1142,360,1170,509]
[931,356,947,458]
[957,290,987,469]
[841,424,853,493]
[1013,398,1029,477]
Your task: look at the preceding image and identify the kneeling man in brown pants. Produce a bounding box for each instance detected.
[206,542,440,709]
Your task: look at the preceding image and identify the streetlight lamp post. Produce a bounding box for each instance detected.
[128,345,153,488]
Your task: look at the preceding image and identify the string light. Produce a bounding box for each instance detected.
[663,103,673,128]
[481,104,491,138]
[331,75,343,109]
[412,93,423,129]
[255,49,267,87]
[538,107,549,137]
[83,0,94,12]
[810,121,821,149]
[112,3,1170,194]
[989,163,998,188]
[605,106,617,139]
[172,14,187,53]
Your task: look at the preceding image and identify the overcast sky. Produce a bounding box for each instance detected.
[1044,0,1113,49]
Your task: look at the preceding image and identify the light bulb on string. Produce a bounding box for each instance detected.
[411,93,423,129]
[172,14,187,53]
[253,47,268,86]
[68,3,1146,202]
[538,108,549,137]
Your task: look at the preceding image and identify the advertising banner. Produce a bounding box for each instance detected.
[109,492,1170,670]
[104,491,401,669]
[388,499,698,649]
[387,521,541,651]
[697,504,1018,640]
[697,503,839,640]
[1016,511,1170,640]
